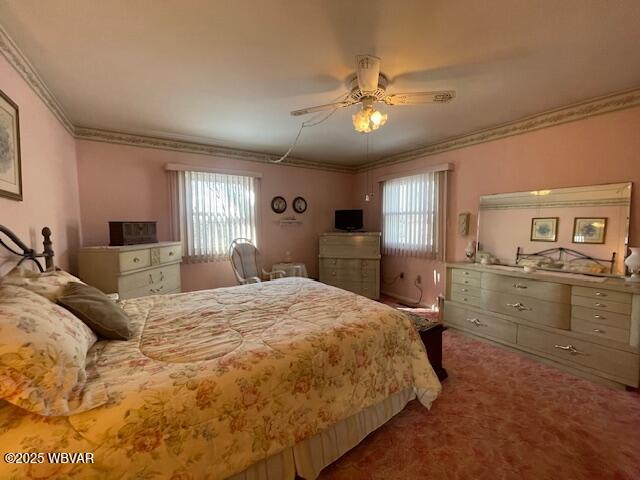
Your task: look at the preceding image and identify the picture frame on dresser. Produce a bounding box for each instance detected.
[0,88,22,201]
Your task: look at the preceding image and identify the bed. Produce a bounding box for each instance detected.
[0,226,441,479]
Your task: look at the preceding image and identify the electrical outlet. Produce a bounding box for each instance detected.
[416,275,422,284]
[399,272,405,279]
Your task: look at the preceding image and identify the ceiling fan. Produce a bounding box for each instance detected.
[290,55,456,133]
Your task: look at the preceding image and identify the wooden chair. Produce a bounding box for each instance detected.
[229,238,286,285]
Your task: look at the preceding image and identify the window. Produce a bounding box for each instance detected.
[382,171,443,258]
[178,170,258,262]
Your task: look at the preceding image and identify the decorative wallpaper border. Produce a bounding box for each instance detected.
[2,22,640,174]
[358,86,640,172]
[73,128,355,173]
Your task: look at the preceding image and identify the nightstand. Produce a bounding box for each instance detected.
[406,313,448,381]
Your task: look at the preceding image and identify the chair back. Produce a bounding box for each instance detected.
[229,238,261,284]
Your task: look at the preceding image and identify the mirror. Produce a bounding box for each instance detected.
[477,182,631,276]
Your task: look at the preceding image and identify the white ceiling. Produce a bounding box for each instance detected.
[1,0,639,166]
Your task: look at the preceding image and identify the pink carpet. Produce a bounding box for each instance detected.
[320,329,640,480]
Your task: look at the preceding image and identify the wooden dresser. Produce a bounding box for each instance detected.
[319,232,381,299]
[444,263,640,388]
[79,242,182,300]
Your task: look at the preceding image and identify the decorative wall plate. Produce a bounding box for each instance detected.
[293,196,307,214]
[271,196,287,214]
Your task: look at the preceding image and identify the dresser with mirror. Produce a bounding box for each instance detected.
[444,182,639,388]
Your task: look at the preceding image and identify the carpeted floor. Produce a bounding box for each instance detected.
[319,329,640,480]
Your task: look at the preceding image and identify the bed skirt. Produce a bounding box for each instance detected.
[228,388,415,480]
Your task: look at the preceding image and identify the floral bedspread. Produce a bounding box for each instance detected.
[0,278,441,479]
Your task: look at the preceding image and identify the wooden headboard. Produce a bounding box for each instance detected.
[0,225,54,272]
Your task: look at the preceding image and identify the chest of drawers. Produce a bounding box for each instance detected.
[79,242,182,300]
[318,232,381,299]
[444,264,640,388]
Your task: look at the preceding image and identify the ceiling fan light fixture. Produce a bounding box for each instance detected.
[352,106,388,133]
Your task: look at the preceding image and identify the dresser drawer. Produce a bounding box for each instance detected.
[571,305,631,329]
[159,244,182,264]
[571,317,630,344]
[572,286,632,305]
[119,249,151,272]
[517,325,640,386]
[572,294,632,315]
[444,302,517,343]
[450,291,482,307]
[452,283,481,298]
[451,269,481,287]
[482,273,570,303]
[482,290,570,329]
[118,263,181,299]
[319,235,380,258]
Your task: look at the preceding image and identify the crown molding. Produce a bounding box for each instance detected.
[3,22,640,176]
[0,24,74,134]
[357,86,640,172]
[74,127,356,174]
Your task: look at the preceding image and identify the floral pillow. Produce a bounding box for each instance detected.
[1,265,84,302]
[0,284,99,416]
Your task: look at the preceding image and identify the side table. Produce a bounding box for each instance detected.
[272,262,308,278]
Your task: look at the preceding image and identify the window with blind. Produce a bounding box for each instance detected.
[178,170,258,262]
[381,171,443,258]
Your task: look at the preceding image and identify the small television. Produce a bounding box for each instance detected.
[335,209,363,232]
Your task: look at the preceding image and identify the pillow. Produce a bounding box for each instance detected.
[0,284,98,416]
[57,282,132,340]
[1,265,84,302]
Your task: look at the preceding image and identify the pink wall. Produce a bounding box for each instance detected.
[75,140,355,291]
[0,54,80,273]
[355,106,640,306]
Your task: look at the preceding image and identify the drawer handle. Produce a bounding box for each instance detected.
[595,292,606,297]
[169,251,174,256]
[464,280,469,284]
[148,274,154,284]
[460,288,468,292]
[150,285,164,293]
[466,317,483,326]
[463,271,470,276]
[507,302,532,312]
[133,257,140,263]
[595,303,606,308]
[593,314,605,320]
[512,283,528,289]
[593,329,605,334]
[554,344,585,355]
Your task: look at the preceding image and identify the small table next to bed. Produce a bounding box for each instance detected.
[405,312,448,381]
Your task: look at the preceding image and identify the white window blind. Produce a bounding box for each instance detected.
[382,171,442,258]
[178,170,258,262]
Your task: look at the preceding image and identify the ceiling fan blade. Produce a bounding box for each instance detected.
[384,90,456,105]
[290,100,355,117]
[356,54,381,93]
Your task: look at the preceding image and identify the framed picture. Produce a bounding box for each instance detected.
[0,89,22,201]
[573,217,607,244]
[530,217,558,242]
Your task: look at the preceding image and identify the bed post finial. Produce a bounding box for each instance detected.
[42,227,54,270]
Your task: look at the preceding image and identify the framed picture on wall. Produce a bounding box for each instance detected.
[0,89,22,201]
[573,217,607,244]
[530,217,558,242]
